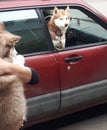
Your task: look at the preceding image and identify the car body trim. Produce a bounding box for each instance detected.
[61,79,107,110]
[26,91,60,120]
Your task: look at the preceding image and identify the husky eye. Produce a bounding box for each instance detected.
[60,18,63,20]
[70,17,72,20]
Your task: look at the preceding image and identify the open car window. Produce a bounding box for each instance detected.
[43,6,107,49]
[67,8,107,47]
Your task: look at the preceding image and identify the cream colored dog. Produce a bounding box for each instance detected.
[0,22,26,130]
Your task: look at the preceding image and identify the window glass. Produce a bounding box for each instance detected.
[66,8,107,47]
[0,9,48,55]
[43,7,107,49]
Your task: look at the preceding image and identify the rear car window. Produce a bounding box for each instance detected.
[0,9,48,55]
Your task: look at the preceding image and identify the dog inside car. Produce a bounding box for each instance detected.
[48,6,71,50]
[0,22,26,130]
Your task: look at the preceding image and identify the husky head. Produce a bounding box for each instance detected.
[48,7,71,50]
[0,22,21,58]
[53,6,71,31]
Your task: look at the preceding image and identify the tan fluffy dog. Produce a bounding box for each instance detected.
[48,7,71,50]
[0,23,26,130]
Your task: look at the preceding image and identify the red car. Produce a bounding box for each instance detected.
[0,0,107,128]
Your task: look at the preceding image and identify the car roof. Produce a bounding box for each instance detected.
[0,0,107,23]
[0,0,86,9]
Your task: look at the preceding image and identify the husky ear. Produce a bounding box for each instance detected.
[53,7,59,15]
[0,22,5,30]
[65,6,70,12]
[10,35,21,45]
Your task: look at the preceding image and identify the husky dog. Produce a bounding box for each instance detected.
[0,22,26,130]
[48,7,71,50]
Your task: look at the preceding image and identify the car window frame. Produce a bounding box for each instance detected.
[40,4,107,51]
[0,8,55,57]
[0,4,107,54]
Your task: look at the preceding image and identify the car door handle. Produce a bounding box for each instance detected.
[64,55,83,63]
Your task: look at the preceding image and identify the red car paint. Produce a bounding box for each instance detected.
[0,0,107,128]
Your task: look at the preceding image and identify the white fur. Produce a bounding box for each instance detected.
[54,15,70,49]
[53,34,66,48]
[10,47,25,66]
[54,16,70,30]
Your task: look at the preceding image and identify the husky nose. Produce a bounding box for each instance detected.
[65,24,68,27]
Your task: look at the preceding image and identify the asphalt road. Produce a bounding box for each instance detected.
[25,103,107,130]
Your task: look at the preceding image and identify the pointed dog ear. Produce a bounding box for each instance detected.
[10,35,21,44]
[0,22,5,30]
[65,6,70,12]
[65,6,71,18]
[53,7,59,15]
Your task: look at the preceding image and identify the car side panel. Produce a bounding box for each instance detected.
[55,45,107,90]
[25,53,60,97]
[55,45,107,110]
[25,53,61,121]
[61,79,107,111]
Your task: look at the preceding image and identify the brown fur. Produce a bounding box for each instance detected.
[0,23,26,130]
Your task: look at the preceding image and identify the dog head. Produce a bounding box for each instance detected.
[0,22,21,58]
[53,6,71,30]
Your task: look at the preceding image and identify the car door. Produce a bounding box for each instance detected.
[0,9,61,121]
[59,7,107,111]
[48,6,107,111]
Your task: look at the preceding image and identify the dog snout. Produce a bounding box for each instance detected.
[65,24,68,27]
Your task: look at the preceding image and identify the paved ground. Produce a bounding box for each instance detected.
[84,0,107,17]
